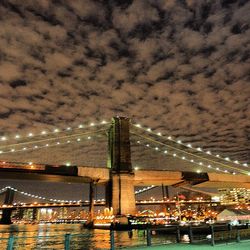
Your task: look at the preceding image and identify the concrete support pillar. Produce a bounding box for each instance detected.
[32,208,38,221]
[165,186,170,199]
[0,188,14,224]
[112,173,136,215]
[107,117,136,215]
[16,208,24,220]
[105,180,112,208]
[88,181,95,221]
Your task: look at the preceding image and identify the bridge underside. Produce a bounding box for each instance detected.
[133,170,250,188]
[1,167,250,188]
[194,173,250,189]
[0,170,92,183]
[133,170,183,186]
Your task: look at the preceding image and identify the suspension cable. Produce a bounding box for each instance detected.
[131,131,249,175]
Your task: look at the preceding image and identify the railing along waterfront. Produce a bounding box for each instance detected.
[0,224,250,249]
[143,224,250,248]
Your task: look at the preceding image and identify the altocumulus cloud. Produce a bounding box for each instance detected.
[0,0,249,168]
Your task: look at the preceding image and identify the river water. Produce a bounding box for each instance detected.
[0,224,180,249]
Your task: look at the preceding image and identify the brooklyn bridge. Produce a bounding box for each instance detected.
[0,117,249,224]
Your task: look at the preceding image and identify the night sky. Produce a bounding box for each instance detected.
[0,0,249,200]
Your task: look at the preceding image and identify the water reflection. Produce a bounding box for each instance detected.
[0,224,176,249]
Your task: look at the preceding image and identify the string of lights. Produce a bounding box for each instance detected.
[0,120,109,143]
[0,186,83,203]
[0,186,7,194]
[131,122,249,169]
[135,185,156,195]
[0,185,156,203]
[0,129,107,155]
[131,133,249,176]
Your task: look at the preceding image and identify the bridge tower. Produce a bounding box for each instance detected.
[106,117,136,215]
[0,188,14,224]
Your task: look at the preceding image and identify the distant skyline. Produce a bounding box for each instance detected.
[0,1,249,196]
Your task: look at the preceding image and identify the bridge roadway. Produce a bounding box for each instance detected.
[0,200,222,209]
[1,165,250,188]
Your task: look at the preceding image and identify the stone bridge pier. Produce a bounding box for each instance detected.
[0,188,14,224]
[106,117,136,215]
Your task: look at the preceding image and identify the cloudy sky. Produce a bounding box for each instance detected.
[0,0,249,197]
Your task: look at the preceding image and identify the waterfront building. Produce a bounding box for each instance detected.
[219,188,250,204]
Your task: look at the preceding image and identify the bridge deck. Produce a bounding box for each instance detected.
[1,166,250,188]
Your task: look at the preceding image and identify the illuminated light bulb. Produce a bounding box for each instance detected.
[216,154,220,158]
[66,127,71,131]
[15,135,20,139]
[168,136,172,140]
[0,151,3,154]
[216,167,220,170]
[78,124,83,128]
[77,138,81,142]
[173,153,177,157]
[136,140,140,144]
[234,160,239,164]
[225,157,230,161]
[206,151,211,155]
[134,167,139,170]
[90,123,95,126]
[56,142,60,145]
[197,170,201,173]
[29,162,33,165]
[41,131,47,135]
[1,136,7,141]
[164,150,168,154]
[135,124,141,127]
[45,144,49,147]
[243,163,248,167]
[187,144,192,148]
[147,128,152,132]
[233,172,236,175]
[177,140,182,144]
[190,159,194,162]
[66,162,71,166]
[87,136,91,140]
[146,144,150,147]
[248,173,250,176]
[155,147,159,151]
[22,147,27,150]
[11,149,15,152]
[28,133,33,137]
[199,162,203,166]
[101,120,107,124]
[182,156,186,160]
[197,147,202,151]
[224,170,228,173]
[54,129,59,133]
[207,165,211,168]
[157,132,162,136]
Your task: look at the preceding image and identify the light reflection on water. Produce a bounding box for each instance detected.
[0,224,176,249]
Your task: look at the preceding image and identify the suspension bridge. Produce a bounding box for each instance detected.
[0,116,249,224]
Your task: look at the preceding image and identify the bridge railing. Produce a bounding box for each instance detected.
[1,224,250,250]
